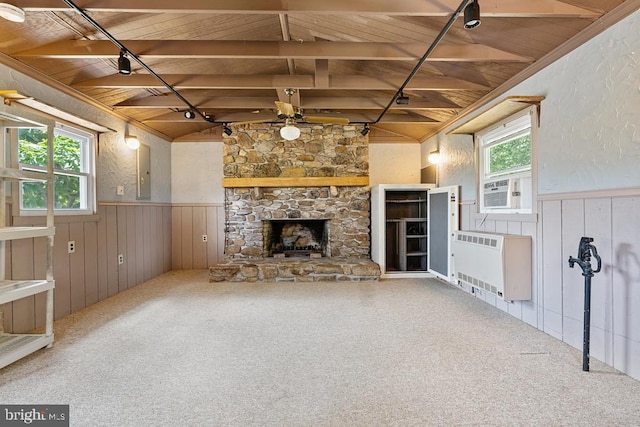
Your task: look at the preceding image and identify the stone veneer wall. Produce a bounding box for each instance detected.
[223,123,371,260]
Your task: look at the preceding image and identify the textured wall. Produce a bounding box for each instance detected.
[432,133,475,201]
[0,62,172,204]
[171,142,224,203]
[369,143,421,186]
[512,10,639,195]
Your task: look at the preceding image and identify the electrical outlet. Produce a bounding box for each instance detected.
[116,185,124,196]
[118,254,124,265]
[68,241,75,254]
[202,234,208,242]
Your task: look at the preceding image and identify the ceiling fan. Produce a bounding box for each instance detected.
[232,88,349,140]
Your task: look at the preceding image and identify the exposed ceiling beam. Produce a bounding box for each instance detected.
[74,74,490,91]
[15,0,600,17]
[114,96,461,110]
[15,41,531,62]
[314,60,329,89]
[143,111,440,124]
[278,14,295,75]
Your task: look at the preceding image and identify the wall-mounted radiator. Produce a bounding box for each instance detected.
[453,231,532,301]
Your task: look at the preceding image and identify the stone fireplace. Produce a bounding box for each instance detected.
[210,123,380,282]
[263,219,330,258]
[224,185,370,259]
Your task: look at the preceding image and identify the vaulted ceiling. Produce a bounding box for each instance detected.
[0,1,635,142]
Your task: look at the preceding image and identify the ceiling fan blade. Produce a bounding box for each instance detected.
[274,101,295,117]
[304,116,350,125]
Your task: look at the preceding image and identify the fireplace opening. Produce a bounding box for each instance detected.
[263,219,330,258]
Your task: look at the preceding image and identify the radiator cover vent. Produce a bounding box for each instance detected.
[453,231,532,301]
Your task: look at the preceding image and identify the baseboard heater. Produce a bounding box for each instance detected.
[453,231,532,301]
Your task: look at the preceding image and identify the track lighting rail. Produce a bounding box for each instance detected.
[374,0,472,125]
[62,0,212,123]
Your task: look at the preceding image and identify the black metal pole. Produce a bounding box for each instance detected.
[582,272,592,371]
[568,236,601,373]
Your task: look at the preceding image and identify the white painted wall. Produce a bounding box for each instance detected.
[422,10,640,380]
[423,133,475,201]
[171,142,224,203]
[369,143,421,186]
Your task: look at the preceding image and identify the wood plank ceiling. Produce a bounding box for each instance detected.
[0,0,633,142]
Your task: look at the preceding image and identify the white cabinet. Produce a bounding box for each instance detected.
[371,184,459,280]
[0,113,55,369]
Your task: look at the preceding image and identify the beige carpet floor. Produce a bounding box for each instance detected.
[1,269,639,426]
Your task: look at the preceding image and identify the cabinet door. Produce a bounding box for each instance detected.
[427,185,459,282]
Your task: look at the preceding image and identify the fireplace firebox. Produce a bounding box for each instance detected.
[263,219,330,258]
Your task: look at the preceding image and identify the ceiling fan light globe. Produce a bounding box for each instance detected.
[0,3,25,22]
[280,124,300,140]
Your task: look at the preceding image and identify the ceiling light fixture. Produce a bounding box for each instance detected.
[361,124,370,136]
[118,50,131,75]
[280,119,301,141]
[223,126,232,136]
[0,3,25,23]
[184,110,195,119]
[125,135,140,150]
[464,0,481,29]
[428,150,441,164]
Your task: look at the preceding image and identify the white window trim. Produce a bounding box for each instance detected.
[17,123,96,216]
[475,106,538,216]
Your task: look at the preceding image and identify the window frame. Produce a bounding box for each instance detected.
[16,123,96,216]
[475,107,538,215]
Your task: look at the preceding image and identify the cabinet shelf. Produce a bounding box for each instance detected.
[0,226,54,241]
[373,185,431,276]
[386,198,427,204]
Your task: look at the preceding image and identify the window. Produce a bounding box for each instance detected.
[477,108,536,214]
[18,124,95,215]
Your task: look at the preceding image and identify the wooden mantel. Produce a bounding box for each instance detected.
[222,176,369,188]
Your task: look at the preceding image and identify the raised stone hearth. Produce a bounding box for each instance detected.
[209,258,380,282]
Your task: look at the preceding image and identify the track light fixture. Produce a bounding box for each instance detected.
[118,50,131,75]
[184,110,195,119]
[361,124,370,136]
[223,126,232,136]
[396,92,409,105]
[464,0,481,29]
